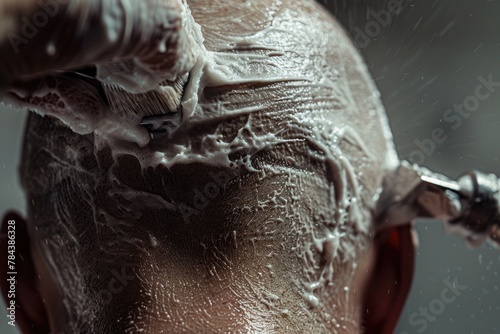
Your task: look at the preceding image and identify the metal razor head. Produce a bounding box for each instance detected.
[376,161,500,248]
[140,112,182,140]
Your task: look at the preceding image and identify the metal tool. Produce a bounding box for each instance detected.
[140,112,182,140]
[375,161,500,248]
[137,74,188,140]
[62,66,186,141]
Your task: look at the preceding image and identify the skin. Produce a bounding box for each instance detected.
[0,0,417,333]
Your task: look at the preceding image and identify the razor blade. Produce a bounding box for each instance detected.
[376,161,500,247]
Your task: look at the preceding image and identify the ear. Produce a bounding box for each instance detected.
[362,224,417,334]
[0,211,50,334]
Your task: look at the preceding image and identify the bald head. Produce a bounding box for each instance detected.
[13,1,409,333]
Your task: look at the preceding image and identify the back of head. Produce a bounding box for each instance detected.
[19,0,400,332]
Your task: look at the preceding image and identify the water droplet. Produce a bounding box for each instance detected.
[47,42,56,56]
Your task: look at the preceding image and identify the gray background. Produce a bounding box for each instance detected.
[1,0,500,333]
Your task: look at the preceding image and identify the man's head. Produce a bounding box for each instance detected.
[2,0,416,333]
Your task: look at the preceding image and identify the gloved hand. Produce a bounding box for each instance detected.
[0,0,200,92]
[0,0,201,143]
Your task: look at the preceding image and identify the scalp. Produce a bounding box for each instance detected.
[19,0,398,332]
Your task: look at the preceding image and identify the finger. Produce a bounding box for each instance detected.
[0,0,200,92]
